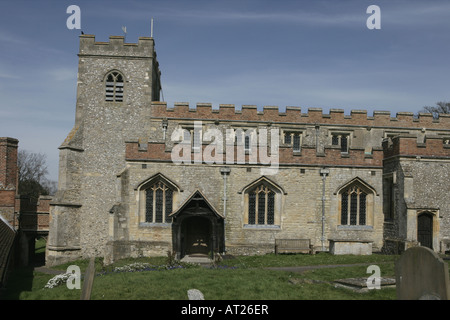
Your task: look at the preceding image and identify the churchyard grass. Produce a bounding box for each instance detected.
[2,252,400,300]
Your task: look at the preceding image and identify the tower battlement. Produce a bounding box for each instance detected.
[151,101,450,129]
[79,34,156,58]
[383,134,450,158]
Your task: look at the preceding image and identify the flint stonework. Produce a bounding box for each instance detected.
[45,33,450,266]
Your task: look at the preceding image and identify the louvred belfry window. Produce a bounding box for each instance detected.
[105,71,124,102]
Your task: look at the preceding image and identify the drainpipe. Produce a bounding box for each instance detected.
[320,168,330,252]
[220,167,231,217]
[315,124,320,154]
[220,167,230,255]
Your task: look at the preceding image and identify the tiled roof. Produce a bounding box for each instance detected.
[0,216,16,287]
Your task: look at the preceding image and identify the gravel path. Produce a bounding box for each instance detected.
[266,262,378,273]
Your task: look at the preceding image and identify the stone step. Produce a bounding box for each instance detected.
[181,255,213,265]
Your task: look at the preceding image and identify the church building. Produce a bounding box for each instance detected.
[46,34,450,266]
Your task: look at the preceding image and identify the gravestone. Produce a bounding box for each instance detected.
[187,289,205,300]
[80,257,96,300]
[396,246,450,300]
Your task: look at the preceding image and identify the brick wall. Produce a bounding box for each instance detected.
[383,135,450,159]
[0,138,18,287]
[17,195,51,231]
[0,137,18,192]
[151,102,450,129]
[0,138,18,227]
[125,141,384,167]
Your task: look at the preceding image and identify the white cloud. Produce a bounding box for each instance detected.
[96,1,450,30]
[47,67,77,82]
[0,30,29,46]
[162,62,436,115]
[0,72,21,80]
[381,2,450,27]
[98,2,364,28]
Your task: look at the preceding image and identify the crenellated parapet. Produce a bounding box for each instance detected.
[125,140,384,168]
[78,34,156,58]
[383,134,450,159]
[151,102,450,129]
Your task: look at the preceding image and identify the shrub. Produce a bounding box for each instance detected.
[44,273,76,289]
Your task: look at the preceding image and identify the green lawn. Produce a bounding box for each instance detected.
[89,262,396,300]
[2,248,400,300]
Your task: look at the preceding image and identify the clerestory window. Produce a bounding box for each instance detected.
[233,128,256,153]
[181,126,202,152]
[332,133,349,153]
[105,71,124,102]
[244,135,251,151]
[283,131,302,152]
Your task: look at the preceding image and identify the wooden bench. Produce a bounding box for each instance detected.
[275,239,314,255]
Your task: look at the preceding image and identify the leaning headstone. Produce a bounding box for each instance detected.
[80,257,96,300]
[187,289,205,300]
[396,246,450,300]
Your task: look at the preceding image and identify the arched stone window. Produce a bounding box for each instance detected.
[336,178,376,227]
[136,173,180,225]
[105,71,124,102]
[341,185,367,225]
[248,184,275,225]
[241,176,285,227]
[145,181,173,223]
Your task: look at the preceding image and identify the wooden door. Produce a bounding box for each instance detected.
[418,213,433,249]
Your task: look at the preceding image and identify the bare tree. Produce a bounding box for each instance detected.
[41,179,58,196]
[420,101,450,119]
[18,150,48,183]
[17,150,56,200]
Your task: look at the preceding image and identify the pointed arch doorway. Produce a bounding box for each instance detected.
[183,216,211,256]
[418,212,433,249]
[170,190,224,260]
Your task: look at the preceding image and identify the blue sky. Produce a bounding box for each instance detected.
[1,0,450,181]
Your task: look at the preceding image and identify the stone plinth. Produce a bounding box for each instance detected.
[329,239,373,255]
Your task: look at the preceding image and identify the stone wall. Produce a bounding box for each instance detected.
[47,33,450,266]
[383,136,450,253]
[103,159,384,263]
[47,35,161,265]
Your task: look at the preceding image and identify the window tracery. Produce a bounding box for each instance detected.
[105,71,124,102]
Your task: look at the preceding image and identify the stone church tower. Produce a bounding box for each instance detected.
[47,35,161,265]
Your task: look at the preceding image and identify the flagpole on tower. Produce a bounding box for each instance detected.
[122,26,127,42]
[151,18,154,37]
